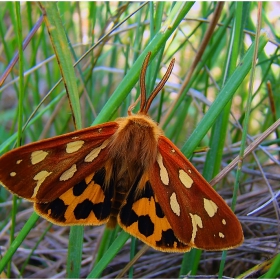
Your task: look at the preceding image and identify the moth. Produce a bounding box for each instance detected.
[0,52,243,252]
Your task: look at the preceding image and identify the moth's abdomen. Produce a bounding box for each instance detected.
[106,180,129,228]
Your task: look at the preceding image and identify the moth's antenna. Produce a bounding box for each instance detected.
[128,52,175,115]
[128,52,151,115]
[139,52,151,112]
[144,57,175,114]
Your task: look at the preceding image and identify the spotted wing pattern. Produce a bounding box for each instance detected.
[118,175,190,252]
[35,168,114,225]
[148,136,244,250]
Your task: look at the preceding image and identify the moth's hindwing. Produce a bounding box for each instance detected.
[35,167,114,225]
[118,176,190,252]
[149,136,243,250]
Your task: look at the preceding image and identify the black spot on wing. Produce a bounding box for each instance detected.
[142,181,154,199]
[73,167,106,197]
[119,178,156,237]
[93,167,106,186]
[118,174,142,227]
[155,202,165,218]
[73,180,87,196]
[73,198,112,221]
[119,203,138,226]
[156,229,187,250]
[74,199,93,219]
[92,201,112,220]
[138,215,154,237]
[36,198,67,223]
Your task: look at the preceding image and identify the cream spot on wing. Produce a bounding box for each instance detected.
[31,150,48,165]
[10,172,16,177]
[59,164,77,181]
[219,232,225,238]
[179,169,193,189]
[84,139,110,162]
[72,136,79,140]
[16,159,22,164]
[157,153,169,185]
[204,198,218,217]
[222,219,226,225]
[170,192,180,216]
[190,213,203,243]
[32,170,52,198]
[66,140,85,153]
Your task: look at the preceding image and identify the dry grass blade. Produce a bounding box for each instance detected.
[210,118,280,186]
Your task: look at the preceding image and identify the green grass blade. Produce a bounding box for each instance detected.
[7,3,24,278]
[203,1,244,182]
[261,253,280,278]
[67,226,84,278]
[38,2,82,129]
[87,231,130,278]
[182,31,268,158]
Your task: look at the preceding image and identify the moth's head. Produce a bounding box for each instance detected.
[127,52,175,117]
